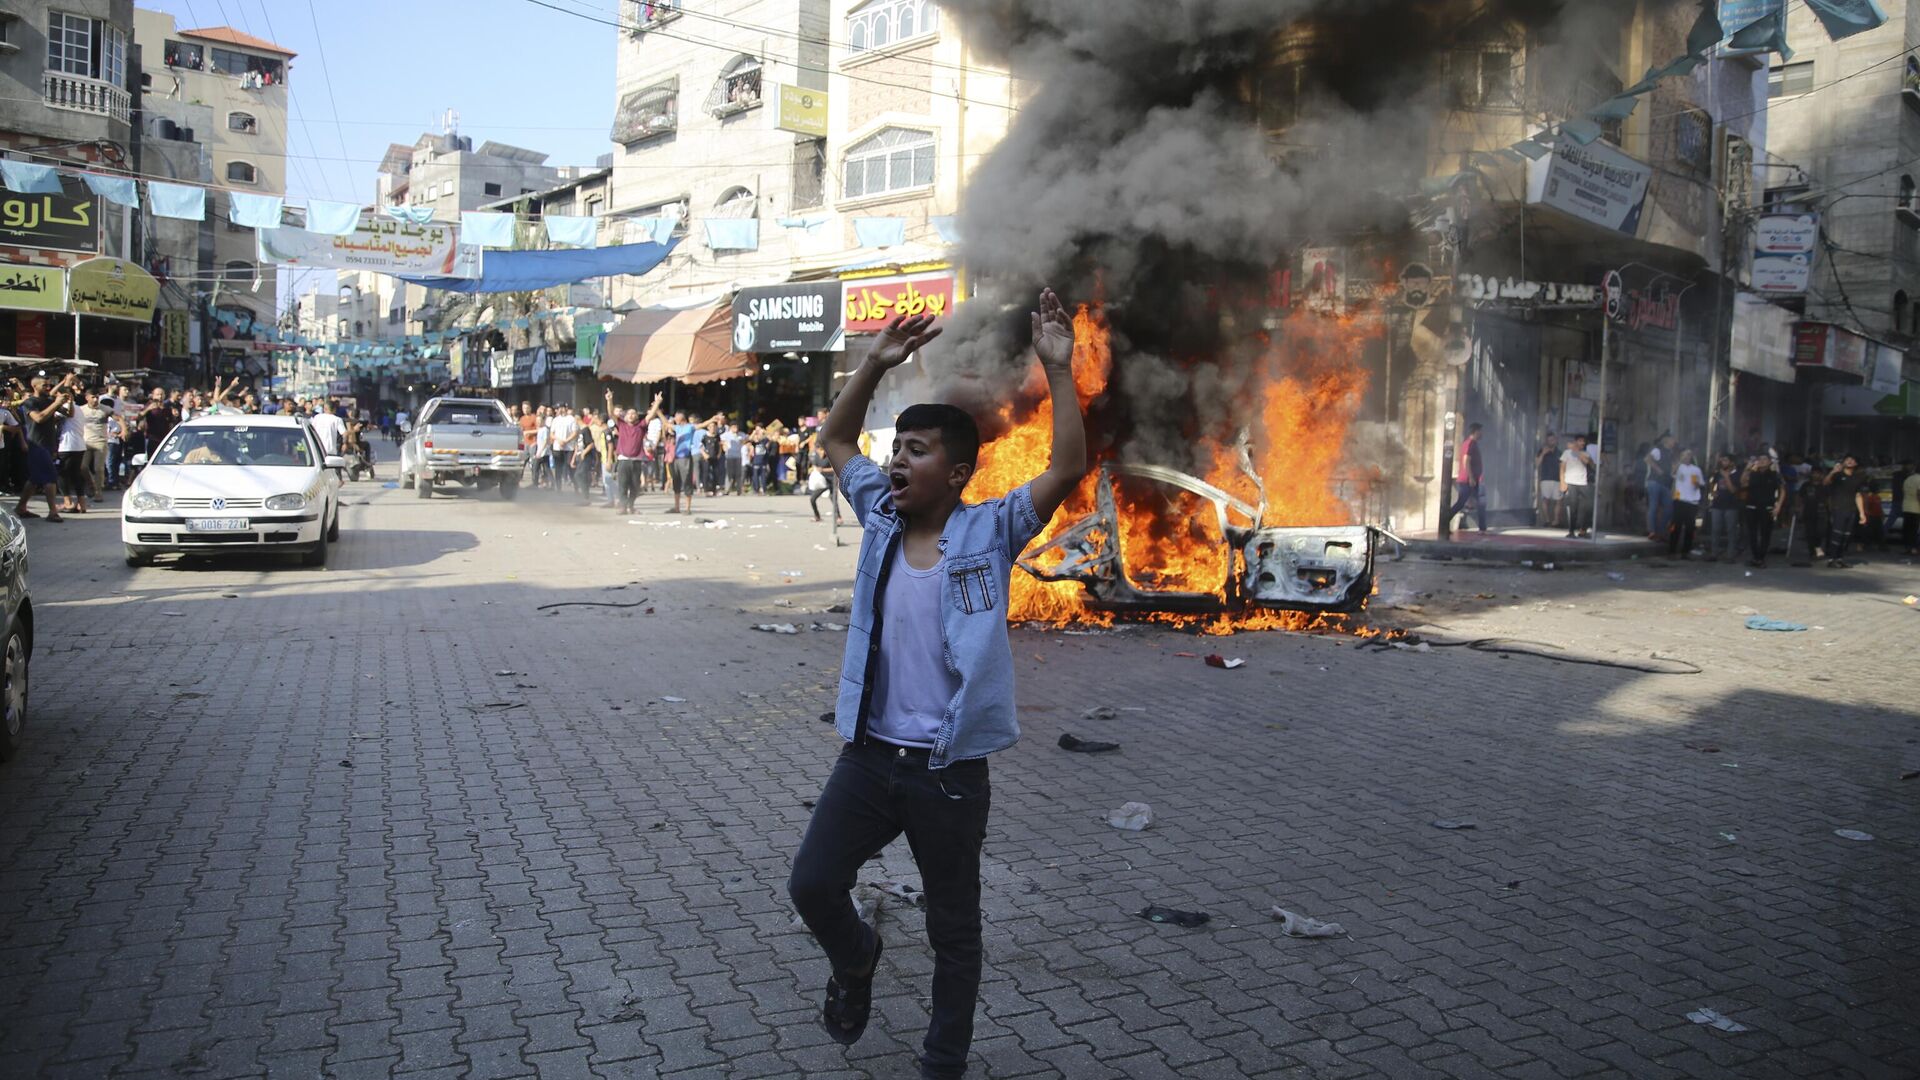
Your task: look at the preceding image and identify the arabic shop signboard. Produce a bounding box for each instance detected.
[0,265,68,313]
[68,257,159,322]
[1459,274,1600,309]
[1524,134,1653,235]
[0,191,98,253]
[257,218,481,277]
[1750,213,1818,295]
[160,310,192,358]
[776,84,827,137]
[730,282,845,352]
[1792,322,1871,378]
[844,272,954,332]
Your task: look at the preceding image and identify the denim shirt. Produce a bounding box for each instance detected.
[834,453,1047,768]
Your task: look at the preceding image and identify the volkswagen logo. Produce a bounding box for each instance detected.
[210,498,226,511]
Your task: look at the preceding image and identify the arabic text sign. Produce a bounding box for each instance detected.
[1754,214,1818,254]
[1750,253,1813,294]
[1460,275,1599,307]
[161,310,191,358]
[0,192,99,253]
[257,218,480,277]
[0,265,68,313]
[844,273,954,331]
[776,84,827,138]
[68,257,159,322]
[1525,135,1653,235]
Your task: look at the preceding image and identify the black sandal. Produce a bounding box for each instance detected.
[821,930,882,1045]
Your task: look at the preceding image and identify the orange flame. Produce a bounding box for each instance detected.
[969,304,1380,635]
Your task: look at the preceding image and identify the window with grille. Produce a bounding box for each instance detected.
[842,128,934,199]
[708,56,763,116]
[611,78,678,143]
[847,0,938,54]
[227,160,257,184]
[228,111,258,134]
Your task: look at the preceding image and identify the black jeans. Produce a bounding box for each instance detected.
[726,457,744,494]
[1744,507,1775,562]
[1827,510,1859,560]
[810,474,843,523]
[1564,485,1592,533]
[615,457,644,509]
[789,742,991,1079]
[1667,500,1698,555]
[1445,480,1485,532]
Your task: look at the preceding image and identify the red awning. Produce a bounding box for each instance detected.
[598,303,753,385]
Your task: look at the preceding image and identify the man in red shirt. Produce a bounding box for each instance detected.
[604,390,661,513]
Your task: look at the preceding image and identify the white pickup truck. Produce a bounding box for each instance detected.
[398,397,527,499]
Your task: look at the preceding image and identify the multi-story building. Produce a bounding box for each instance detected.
[1761,0,1919,458]
[133,12,293,382]
[379,130,564,217]
[0,0,139,364]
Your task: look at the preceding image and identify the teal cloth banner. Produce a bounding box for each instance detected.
[306,200,362,236]
[462,211,517,249]
[0,161,64,194]
[150,182,207,220]
[853,217,907,248]
[544,215,598,247]
[1805,0,1887,40]
[82,173,139,207]
[704,219,758,251]
[228,192,284,229]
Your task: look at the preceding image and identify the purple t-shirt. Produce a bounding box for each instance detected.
[867,545,960,748]
[611,419,646,459]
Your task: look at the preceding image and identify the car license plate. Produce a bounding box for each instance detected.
[185,518,250,532]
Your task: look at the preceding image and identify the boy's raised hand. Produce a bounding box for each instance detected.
[1033,288,1076,370]
[866,313,941,370]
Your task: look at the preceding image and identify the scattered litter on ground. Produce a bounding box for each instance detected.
[1834,829,1875,842]
[1058,733,1120,754]
[1430,819,1477,830]
[1900,770,1919,781]
[494,670,518,677]
[1204,655,1245,669]
[1684,742,1721,754]
[1904,595,1918,606]
[1731,606,1760,616]
[809,622,847,632]
[801,799,815,809]
[660,696,686,704]
[1606,572,1626,582]
[754,623,800,634]
[672,553,690,561]
[1270,907,1346,938]
[220,593,238,599]
[537,598,649,611]
[161,611,185,617]
[702,519,728,530]
[818,711,834,724]
[1685,1008,1750,1033]
[1136,906,1210,929]
[827,603,851,614]
[469,702,526,711]
[1541,562,1556,571]
[781,569,804,577]
[1106,802,1153,831]
[1082,705,1118,721]
[868,880,926,909]
[1719,832,1738,842]
[774,599,794,607]
[1745,616,1806,632]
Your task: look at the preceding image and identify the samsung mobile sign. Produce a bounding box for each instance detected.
[730,282,845,352]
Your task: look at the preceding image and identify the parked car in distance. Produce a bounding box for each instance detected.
[399,397,526,499]
[0,507,33,761]
[121,413,344,567]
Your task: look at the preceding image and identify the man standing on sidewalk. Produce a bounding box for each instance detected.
[1741,454,1786,568]
[1822,454,1869,568]
[1444,422,1486,534]
[1559,434,1597,538]
[788,289,1086,1080]
[1643,433,1675,540]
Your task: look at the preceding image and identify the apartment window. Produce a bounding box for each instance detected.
[227,160,258,184]
[1450,48,1515,108]
[1768,61,1813,98]
[164,40,204,70]
[483,182,502,196]
[224,260,254,283]
[1902,174,1917,218]
[583,195,604,216]
[714,185,756,218]
[847,0,938,54]
[709,55,763,116]
[611,78,678,143]
[228,111,258,134]
[842,128,934,199]
[48,11,126,86]
[354,321,364,336]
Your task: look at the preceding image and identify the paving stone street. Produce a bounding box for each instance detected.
[0,478,1914,1079]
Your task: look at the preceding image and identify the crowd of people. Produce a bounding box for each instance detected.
[0,372,369,523]
[501,396,854,523]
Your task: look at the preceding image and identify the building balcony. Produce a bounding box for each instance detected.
[43,71,130,125]
[1897,197,1920,228]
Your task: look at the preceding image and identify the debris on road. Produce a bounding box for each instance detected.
[809,622,847,632]
[1683,742,1721,753]
[1685,1008,1751,1033]
[1745,616,1806,632]
[1606,572,1626,582]
[673,553,690,561]
[1903,595,1917,606]
[1058,733,1120,753]
[494,670,518,676]
[1136,906,1210,928]
[660,696,687,704]
[1719,832,1738,842]
[1106,802,1153,831]
[868,880,926,909]
[826,603,851,614]
[1430,819,1477,830]
[1834,829,1875,841]
[1270,906,1346,938]
[1082,705,1118,721]
[754,623,800,634]
[1900,770,1919,781]
[1204,654,1245,669]
[818,711,834,724]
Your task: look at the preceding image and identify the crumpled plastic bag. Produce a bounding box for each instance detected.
[1270,906,1346,938]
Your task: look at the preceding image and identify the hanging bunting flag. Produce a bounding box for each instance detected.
[1587,95,1640,124]
[0,161,65,194]
[1805,0,1888,40]
[776,215,830,235]
[544,215,598,247]
[462,211,517,249]
[1560,119,1604,145]
[82,174,139,208]
[150,182,207,221]
[630,216,677,245]
[305,199,363,236]
[930,216,961,244]
[1726,10,1791,58]
[228,191,284,229]
[704,219,759,251]
[853,217,907,249]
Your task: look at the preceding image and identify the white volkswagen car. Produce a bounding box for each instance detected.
[121,413,344,567]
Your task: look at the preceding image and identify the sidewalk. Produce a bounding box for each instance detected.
[1400,525,1663,563]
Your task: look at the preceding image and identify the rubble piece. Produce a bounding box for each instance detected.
[1082,705,1119,721]
[1106,802,1153,831]
[1136,906,1211,929]
[1430,819,1477,830]
[867,880,926,909]
[754,623,800,634]
[1834,829,1875,842]
[1270,906,1347,938]
[1685,1008,1751,1033]
[1058,733,1120,754]
[827,602,851,613]
[809,622,848,632]
[1204,654,1245,669]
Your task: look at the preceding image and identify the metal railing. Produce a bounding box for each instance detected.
[42,71,131,124]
